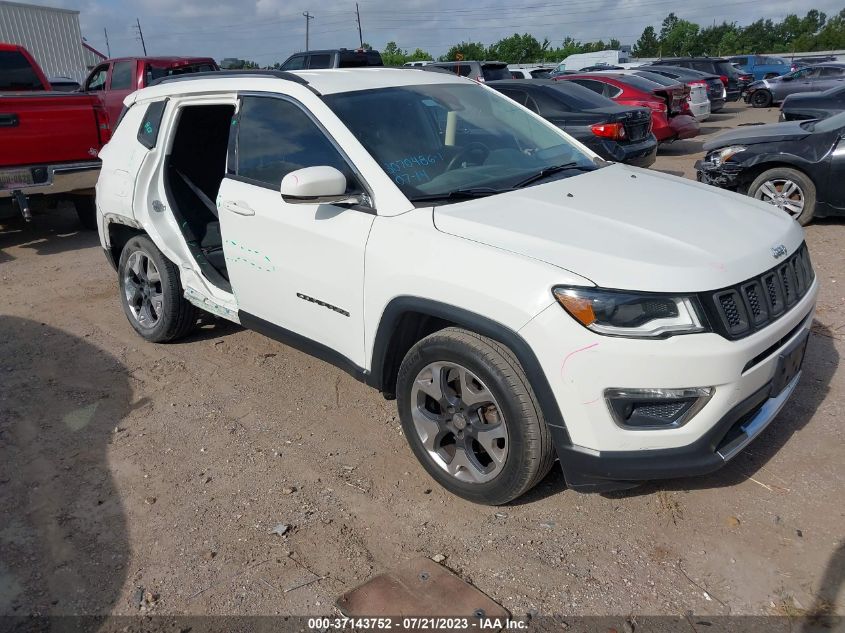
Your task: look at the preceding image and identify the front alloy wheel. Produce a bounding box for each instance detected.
[753,178,805,218]
[749,167,816,225]
[396,327,555,505]
[411,361,508,483]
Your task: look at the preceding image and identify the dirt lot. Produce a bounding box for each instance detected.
[1,102,844,622]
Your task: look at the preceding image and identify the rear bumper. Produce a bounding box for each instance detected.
[586,136,657,168]
[709,97,726,112]
[667,114,700,141]
[0,162,100,199]
[689,100,711,121]
[726,89,741,102]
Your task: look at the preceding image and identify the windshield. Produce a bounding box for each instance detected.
[324,83,597,201]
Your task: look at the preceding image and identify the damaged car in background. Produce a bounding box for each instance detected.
[696,111,845,225]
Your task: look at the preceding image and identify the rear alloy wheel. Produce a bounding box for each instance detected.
[396,327,555,505]
[749,167,816,225]
[118,235,197,342]
[750,90,772,108]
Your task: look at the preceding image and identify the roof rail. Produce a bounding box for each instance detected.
[149,70,310,87]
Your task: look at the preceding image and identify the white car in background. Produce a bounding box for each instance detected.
[96,68,814,504]
[507,65,556,79]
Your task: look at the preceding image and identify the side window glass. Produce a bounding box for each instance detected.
[86,65,108,91]
[137,100,167,149]
[605,84,622,98]
[110,61,133,90]
[573,79,603,95]
[308,54,332,69]
[821,67,843,77]
[281,56,306,71]
[237,96,358,191]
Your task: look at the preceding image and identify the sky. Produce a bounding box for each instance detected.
[17,0,843,63]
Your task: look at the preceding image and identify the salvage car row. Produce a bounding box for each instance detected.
[2,41,841,502]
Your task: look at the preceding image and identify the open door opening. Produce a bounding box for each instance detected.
[164,103,235,292]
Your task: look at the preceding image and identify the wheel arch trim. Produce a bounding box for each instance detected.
[368,296,571,437]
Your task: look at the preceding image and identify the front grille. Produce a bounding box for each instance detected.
[701,243,814,340]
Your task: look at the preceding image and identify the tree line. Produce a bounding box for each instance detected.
[371,8,845,66]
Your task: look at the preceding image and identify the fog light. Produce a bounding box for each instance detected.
[604,387,714,429]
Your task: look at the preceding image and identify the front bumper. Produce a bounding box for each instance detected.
[553,341,804,491]
[519,278,817,492]
[695,158,744,189]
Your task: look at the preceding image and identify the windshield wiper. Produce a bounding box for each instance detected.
[409,187,509,203]
[513,162,596,189]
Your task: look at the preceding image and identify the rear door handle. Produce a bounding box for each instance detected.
[222,200,255,216]
[0,113,19,127]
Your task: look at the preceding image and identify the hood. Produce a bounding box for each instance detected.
[433,164,804,293]
[702,121,810,151]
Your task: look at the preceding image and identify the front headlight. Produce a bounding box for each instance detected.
[553,287,708,338]
[706,145,746,166]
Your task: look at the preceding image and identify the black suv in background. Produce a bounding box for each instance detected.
[280,48,383,70]
[651,57,741,101]
[422,61,511,82]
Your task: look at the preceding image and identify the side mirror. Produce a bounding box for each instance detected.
[280,166,361,205]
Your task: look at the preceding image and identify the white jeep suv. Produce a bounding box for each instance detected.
[96,68,817,504]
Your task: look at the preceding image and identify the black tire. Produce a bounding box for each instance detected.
[73,195,97,230]
[748,167,816,225]
[396,327,555,505]
[117,235,198,343]
[750,90,772,108]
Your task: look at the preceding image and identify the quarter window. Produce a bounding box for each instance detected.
[137,100,167,149]
[236,96,357,190]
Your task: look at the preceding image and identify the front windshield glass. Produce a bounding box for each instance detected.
[323,83,597,201]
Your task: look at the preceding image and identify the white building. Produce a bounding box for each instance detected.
[0,1,92,81]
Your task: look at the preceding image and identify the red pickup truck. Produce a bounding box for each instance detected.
[1,43,107,228]
[83,56,218,125]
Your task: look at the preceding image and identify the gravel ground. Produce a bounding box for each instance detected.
[1,101,843,621]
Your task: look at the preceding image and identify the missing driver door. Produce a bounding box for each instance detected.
[217,94,375,368]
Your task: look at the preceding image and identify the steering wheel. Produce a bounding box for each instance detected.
[446,142,491,171]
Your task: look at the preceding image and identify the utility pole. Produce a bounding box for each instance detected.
[355,3,363,48]
[104,27,111,57]
[134,18,147,55]
[303,12,314,51]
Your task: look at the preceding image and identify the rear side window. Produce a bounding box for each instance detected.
[482,65,511,81]
[236,96,357,190]
[137,100,167,149]
[308,54,332,69]
[144,63,216,84]
[498,89,539,113]
[0,50,44,90]
[435,64,471,77]
[821,67,845,77]
[715,61,739,78]
[110,61,133,90]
